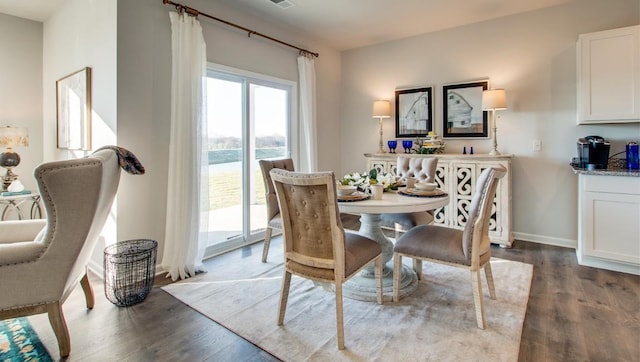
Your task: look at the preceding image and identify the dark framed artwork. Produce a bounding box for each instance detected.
[442,80,488,139]
[395,86,433,138]
[56,67,92,150]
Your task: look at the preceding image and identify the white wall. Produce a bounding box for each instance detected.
[0,13,42,192]
[42,0,117,268]
[43,0,117,159]
[340,0,640,246]
[116,0,341,259]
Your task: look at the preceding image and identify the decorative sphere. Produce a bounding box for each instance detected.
[0,151,21,168]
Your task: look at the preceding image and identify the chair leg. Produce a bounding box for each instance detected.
[375,256,383,304]
[413,259,423,280]
[47,302,71,357]
[394,224,401,241]
[262,227,273,263]
[484,262,497,300]
[277,271,292,326]
[335,281,345,350]
[470,270,486,329]
[80,272,95,309]
[393,253,402,302]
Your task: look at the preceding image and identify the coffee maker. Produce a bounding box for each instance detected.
[577,135,611,169]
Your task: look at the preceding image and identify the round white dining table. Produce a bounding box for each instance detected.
[337,190,449,302]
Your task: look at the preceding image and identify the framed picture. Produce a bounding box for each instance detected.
[395,86,433,138]
[442,80,488,138]
[56,67,92,150]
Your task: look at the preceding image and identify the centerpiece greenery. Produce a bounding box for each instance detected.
[412,136,445,154]
[339,169,400,192]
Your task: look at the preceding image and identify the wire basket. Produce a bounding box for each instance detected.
[103,239,158,307]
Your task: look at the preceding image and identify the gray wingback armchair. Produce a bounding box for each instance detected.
[0,149,122,357]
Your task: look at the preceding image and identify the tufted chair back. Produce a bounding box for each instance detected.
[396,156,438,182]
[269,170,344,273]
[380,156,438,237]
[461,166,506,262]
[259,158,295,223]
[258,158,295,262]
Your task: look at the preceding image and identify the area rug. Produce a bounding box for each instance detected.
[0,318,53,362]
[163,250,532,362]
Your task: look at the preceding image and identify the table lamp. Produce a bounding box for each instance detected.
[372,100,391,153]
[0,126,29,191]
[482,89,507,156]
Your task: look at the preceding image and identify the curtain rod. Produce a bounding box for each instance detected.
[162,0,319,58]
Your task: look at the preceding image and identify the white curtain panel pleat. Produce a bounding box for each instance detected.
[162,11,209,281]
[297,55,317,172]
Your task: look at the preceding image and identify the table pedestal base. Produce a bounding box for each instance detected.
[341,262,418,302]
[337,213,418,301]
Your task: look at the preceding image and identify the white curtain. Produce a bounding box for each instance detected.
[297,54,317,172]
[162,11,209,281]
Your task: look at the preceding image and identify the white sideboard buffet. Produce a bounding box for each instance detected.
[574,168,640,275]
[364,153,513,247]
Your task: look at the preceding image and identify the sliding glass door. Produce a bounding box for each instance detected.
[205,65,294,257]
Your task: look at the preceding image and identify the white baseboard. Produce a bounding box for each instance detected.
[88,260,164,280]
[88,259,103,279]
[512,232,576,249]
[577,253,640,275]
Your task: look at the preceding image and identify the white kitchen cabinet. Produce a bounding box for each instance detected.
[577,174,640,275]
[364,153,513,247]
[577,25,640,124]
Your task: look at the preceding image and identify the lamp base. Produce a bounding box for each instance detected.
[1,149,22,191]
[1,168,18,192]
[0,149,21,169]
[489,122,500,156]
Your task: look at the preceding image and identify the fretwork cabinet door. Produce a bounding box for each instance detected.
[367,158,398,176]
[432,163,450,227]
[447,160,510,246]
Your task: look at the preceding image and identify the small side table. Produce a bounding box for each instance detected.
[0,194,43,221]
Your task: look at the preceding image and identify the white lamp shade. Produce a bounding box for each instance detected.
[482,89,507,110]
[0,126,29,148]
[372,100,391,118]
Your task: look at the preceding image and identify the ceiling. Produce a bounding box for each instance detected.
[216,0,579,50]
[0,0,66,23]
[0,0,579,51]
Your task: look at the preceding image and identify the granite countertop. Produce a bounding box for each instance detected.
[571,158,640,177]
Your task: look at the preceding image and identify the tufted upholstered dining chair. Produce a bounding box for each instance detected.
[258,158,295,262]
[392,165,506,329]
[0,149,123,357]
[380,156,438,239]
[270,169,383,350]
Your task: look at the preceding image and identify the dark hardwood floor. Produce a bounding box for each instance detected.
[26,215,639,361]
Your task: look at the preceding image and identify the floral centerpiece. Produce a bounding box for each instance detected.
[339,169,399,192]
